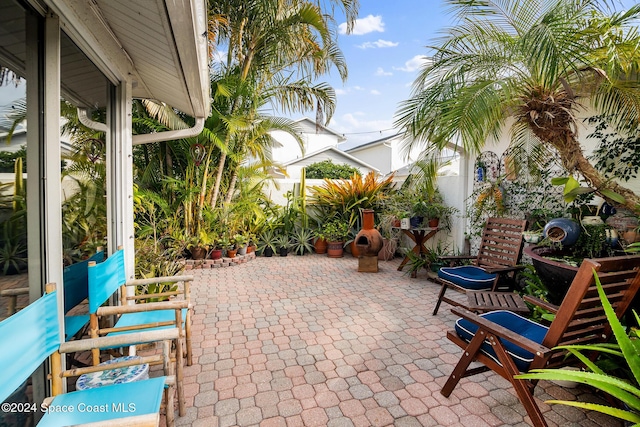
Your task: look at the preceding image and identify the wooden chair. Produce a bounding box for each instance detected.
[432,217,527,315]
[440,255,640,427]
[0,283,181,427]
[87,249,192,415]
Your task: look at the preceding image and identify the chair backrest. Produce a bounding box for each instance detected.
[63,250,105,314]
[475,217,527,269]
[535,255,640,369]
[0,288,60,403]
[88,249,126,314]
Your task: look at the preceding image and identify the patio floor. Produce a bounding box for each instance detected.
[174,253,621,427]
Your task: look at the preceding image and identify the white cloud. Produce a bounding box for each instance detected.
[370,90,381,95]
[335,88,347,95]
[356,39,398,49]
[394,55,429,72]
[339,15,384,35]
[375,67,392,77]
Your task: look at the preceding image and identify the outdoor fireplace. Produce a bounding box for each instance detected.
[354,209,383,272]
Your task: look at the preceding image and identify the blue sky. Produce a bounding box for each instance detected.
[321,0,638,150]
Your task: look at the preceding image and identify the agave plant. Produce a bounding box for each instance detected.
[517,273,640,425]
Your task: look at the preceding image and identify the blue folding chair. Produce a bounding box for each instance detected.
[87,249,192,415]
[0,284,180,426]
[63,249,105,340]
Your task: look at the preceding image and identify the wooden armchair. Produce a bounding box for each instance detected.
[440,254,640,427]
[432,217,527,314]
[1,283,181,426]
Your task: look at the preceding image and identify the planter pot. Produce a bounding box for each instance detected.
[247,244,256,253]
[349,241,361,258]
[263,247,274,257]
[430,261,446,272]
[314,237,328,254]
[210,249,223,260]
[327,241,344,258]
[227,248,237,258]
[378,238,397,261]
[279,247,288,257]
[237,245,247,255]
[428,218,440,228]
[543,218,581,246]
[190,246,207,260]
[524,246,578,305]
[400,217,410,230]
[410,216,423,228]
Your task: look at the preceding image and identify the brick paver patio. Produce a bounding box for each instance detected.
[176,254,620,427]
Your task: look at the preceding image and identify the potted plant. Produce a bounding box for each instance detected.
[322,219,350,258]
[257,229,277,257]
[187,230,213,260]
[290,227,314,255]
[234,233,249,255]
[313,228,328,254]
[276,233,291,257]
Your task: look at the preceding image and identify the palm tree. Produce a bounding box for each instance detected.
[395,0,640,213]
[207,0,351,208]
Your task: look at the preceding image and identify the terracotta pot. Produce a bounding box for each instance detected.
[247,244,256,253]
[190,246,207,260]
[314,237,328,254]
[428,218,440,228]
[210,249,222,260]
[327,241,344,258]
[378,238,397,261]
[349,241,361,257]
[227,248,237,258]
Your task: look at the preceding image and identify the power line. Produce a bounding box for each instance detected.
[339,127,398,136]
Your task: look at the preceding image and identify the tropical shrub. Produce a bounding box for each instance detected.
[305,160,361,179]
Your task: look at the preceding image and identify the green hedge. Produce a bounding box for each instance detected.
[305,160,361,179]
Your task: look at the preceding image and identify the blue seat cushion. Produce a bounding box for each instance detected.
[37,376,165,426]
[438,265,496,290]
[455,310,548,371]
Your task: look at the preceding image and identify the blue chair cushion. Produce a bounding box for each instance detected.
[37,377,165,426]
[438,265,496,290]
[455,310,548,371]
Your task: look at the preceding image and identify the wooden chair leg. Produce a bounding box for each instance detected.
[490,335,548,427]
[163,340,176,427]
[185,309,192,366]
[433,282,449,315]
[441,329,487,396]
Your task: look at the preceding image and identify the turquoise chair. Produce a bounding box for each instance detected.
[87,249,192,415]
[63,249,105,340]
[0,284,180,426]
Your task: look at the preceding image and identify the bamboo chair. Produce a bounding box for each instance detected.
[87,249,193,415]
[432,217,527,314]
[440,255,640,427]
[1,283,181,427]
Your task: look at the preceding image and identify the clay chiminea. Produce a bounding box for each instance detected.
[354,209,383,272]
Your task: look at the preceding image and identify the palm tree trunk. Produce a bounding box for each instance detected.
[551,134,640,213]
[224,167,238,205]
[210,150,227,208]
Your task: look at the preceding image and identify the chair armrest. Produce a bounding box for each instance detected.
[97,300,188,316]
[522,295,559,314]
[0,287,29,296]
[58,328,180,354]
[450,307,551,358]
[126,275,194,287]
[481,265,525,274]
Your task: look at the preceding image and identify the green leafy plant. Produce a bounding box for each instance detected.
[305,160,361,179]
[257,229,278,254]
[517,273,640,425]
[321,219,350,242]
[134,238,184,302]
[290,227,314,255]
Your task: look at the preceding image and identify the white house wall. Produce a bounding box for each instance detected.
[348,145,392,175]
[271,130,340,164]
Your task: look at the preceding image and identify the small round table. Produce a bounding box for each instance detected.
[76,356,149,390]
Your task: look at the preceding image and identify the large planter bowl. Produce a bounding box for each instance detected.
[524,246,578,305]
